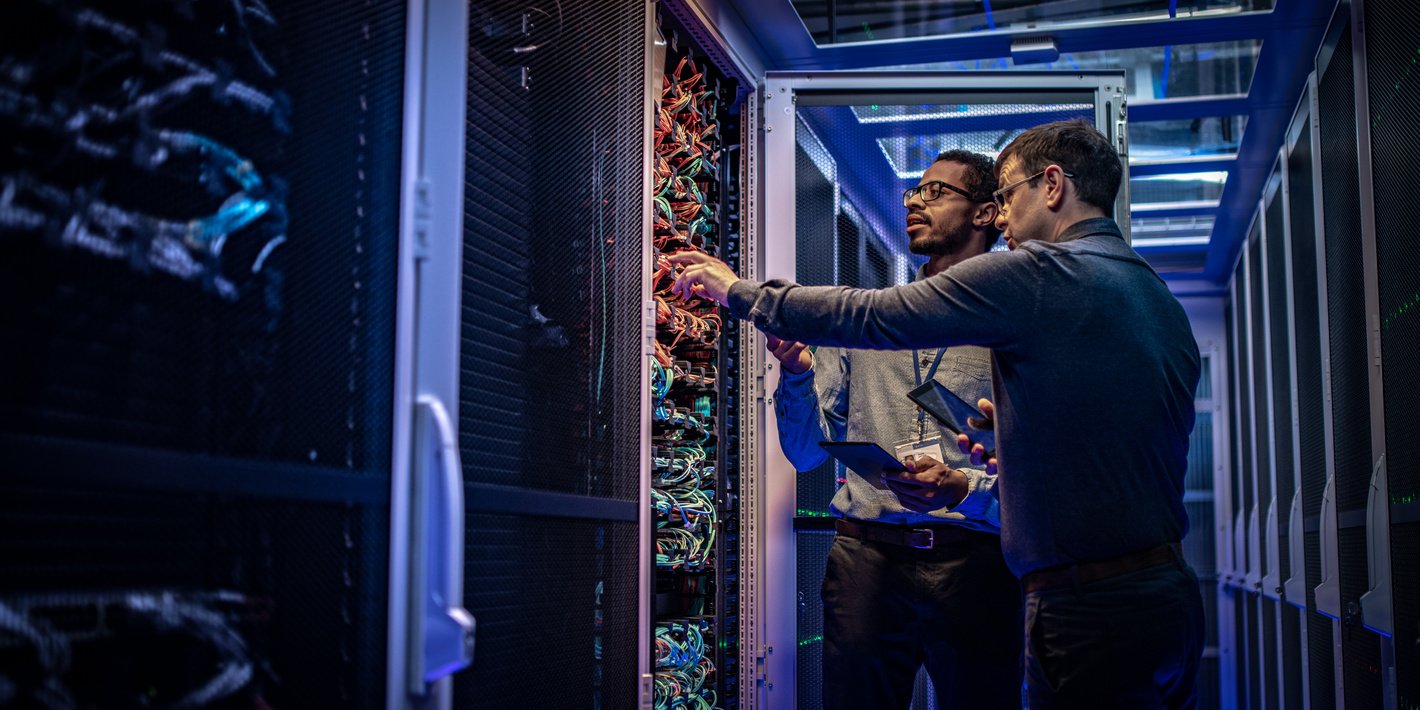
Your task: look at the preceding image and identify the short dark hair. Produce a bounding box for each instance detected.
[996,119,1122,214]
[933,149,1001,250]
[933,149,998,203]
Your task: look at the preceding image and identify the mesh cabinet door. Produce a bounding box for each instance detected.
[455,2,652,707]
[0,0,413,706]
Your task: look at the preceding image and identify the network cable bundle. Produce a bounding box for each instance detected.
[0,0,404,705]
[650,11,744,707]
[0,591,273,707]
[0,0,289,304]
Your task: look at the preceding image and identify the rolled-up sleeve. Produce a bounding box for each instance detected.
[773,348,849,472]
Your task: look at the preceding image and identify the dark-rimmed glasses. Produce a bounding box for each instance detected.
[902,180,974,207]
[991,168,1076,208]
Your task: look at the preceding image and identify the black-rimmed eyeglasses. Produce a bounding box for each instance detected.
[902,180,975,207]
[991,168,1076,208]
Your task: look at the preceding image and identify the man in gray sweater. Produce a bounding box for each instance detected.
[769,149,1021,709]
[671,119,1204,708]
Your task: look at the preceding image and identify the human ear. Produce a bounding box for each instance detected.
[975,201,998,227]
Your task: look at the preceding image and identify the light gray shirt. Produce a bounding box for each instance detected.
[774,342,1000,531]
[773,263,998,531]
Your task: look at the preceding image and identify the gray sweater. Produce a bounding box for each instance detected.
[730,218,1199,576]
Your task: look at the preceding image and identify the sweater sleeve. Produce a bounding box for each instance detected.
[726,250,1038,352]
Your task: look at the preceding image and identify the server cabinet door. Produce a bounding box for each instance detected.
[0,1,421,707]
[453,2,654,708]
[757,71,1126,710]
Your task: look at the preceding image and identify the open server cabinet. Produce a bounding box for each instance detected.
[454,1,756,709]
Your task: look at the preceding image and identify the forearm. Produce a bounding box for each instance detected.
[773,368,832,471]
[945,467,999,527]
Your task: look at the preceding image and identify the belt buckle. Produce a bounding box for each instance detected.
[908,528,934,549]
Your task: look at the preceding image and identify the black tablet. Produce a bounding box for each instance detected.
[818,441,907,477]
[906,380,996,454]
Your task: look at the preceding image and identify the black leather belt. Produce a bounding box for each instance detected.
[1022,543,1182,593]
[834,518,977,549]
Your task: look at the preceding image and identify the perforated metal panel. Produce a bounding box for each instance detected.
[1306,530,1336,708]
[1245,596,1261,708]
[797,140,839,287]
[1289,119,1327,523]
[1227,293,1243,519]
[1237,259,1255,520]
[0,483,388,707]
[1265,183,1294,584]
[794,139,842,517]
[1186,411,1214,491]
[1364,0,1420,697]
[1339,527,1383,708]
[1248,231,1272,519]
[0,1,404,705]
[1318,26,1373,515]
[795,530,834,710]
[1317,24,1385,706]
[456,3,648,707]
[0,0,404,471]
[455,515,639,708]
[1261,599,1279,702]
[461,0,646,501]
[1280,604,1304,709]
[1233,589,1249,709]
[1391,523,1420,707]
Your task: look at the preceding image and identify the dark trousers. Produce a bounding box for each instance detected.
[821,531,1023,710]
[1023,555,1205,709]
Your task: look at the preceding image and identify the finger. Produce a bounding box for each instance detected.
[986,458,998,476]
[956,433,972,455]
[883,478,934,502]
[765,334,783,350]
[977,398,995,420]
[970,443,987,466]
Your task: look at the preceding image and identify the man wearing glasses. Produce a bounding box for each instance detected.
[671,119,1205,708]
[766,150,1021,709]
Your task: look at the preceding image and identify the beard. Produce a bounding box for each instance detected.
[909,219,974,256]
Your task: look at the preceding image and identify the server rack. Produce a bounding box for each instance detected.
[452,2,755,708]
[1220,0,1410,706]
[0,0,479,706]
[1360,0,1419,703]
[647,5,750,709]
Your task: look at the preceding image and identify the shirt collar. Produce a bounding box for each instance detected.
[1056,216,1123,244]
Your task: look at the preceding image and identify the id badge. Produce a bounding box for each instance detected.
[894,436,944,468]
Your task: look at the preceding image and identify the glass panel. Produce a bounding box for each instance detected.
[875,129,1029,177]
[793,0,1274,46]
[852,100,1094,124]
[1132,116,1249,161]
[894,41,1262,102]
[1131,171,1228,205]
[1131,216,1216,243]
